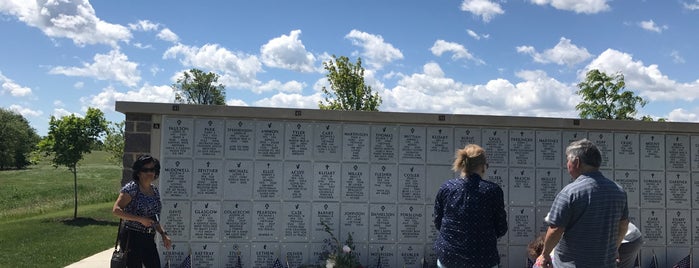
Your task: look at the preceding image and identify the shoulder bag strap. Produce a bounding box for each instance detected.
[114,219,122,250]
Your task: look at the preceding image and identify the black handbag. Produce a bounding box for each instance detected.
[110,219,129,268]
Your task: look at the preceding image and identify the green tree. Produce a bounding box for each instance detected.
[576,69,647,120]
[173,68,226,105]
[319,55,381,111]
[0,108,40,169]
[103,120,124,165]
[38,107,107,219]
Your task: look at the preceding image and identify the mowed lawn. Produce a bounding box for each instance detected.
[0,151,123,267]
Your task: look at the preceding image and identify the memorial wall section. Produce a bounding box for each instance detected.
[116,101,699,267]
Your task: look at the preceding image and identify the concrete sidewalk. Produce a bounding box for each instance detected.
[64,248,113,268]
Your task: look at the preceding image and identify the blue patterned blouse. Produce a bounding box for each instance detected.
[433,173,508,268]
[121,181,162,231]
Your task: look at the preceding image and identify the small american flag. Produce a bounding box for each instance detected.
[272,258,286,268]
[672,254,691,268]
[648,254,658,268]
[179,254,191,268]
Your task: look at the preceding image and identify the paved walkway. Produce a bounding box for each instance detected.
[64,248,112,268]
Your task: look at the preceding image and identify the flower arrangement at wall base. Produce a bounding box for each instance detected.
[315,221,364,268]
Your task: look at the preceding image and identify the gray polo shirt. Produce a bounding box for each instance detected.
[547,171,628,268]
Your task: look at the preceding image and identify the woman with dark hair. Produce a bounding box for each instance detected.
[112,154,171,267]
[433,144,508,268]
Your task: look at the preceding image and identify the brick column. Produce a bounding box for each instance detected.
[121,113,153,186]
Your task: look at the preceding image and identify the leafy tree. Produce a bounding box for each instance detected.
[38,107,107,219]
[576,69,647,120]
[319,55,381,111]
[103,120,124,165]
[173,68,226,105]
[0,108,40,169]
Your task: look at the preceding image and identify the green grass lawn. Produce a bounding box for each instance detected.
[0,151,122,267]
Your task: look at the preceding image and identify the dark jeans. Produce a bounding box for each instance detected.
[618,237,643,268]
[119,228,161,268]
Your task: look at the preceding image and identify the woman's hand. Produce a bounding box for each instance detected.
[162,234,172,249]
[535,254,552,268]
[139,217,156,227]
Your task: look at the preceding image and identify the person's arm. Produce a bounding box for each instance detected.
[154,222,172,249]
[616,219,629,249]
[493,186,508,238]
[433,190,444,231]
[112,192,156,227]
[536,225,565,267]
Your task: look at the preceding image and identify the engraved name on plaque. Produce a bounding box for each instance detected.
[161,159,192,199]
[283,162,312,201]
[398,204,425,243]
[282,243,308,268]
[283,202,310,242]
[311,202,340,242]
[399,165,425,203]
[191,242,219,267]
[509,130,535,167]
[614,170,640,208]
[369,204,397,243]
[252,202,281,241]
[486,167,509,205]
[397,244,424,268]
[536,169,561,206]
[225,119,255,159]
[253,161,282,200]
[509,168,535,206]
[641,171,666,208]
[400,126,426,164]
[371,125,398,163]
[221,243,250,268]
[342,163,369,202]
[667,135,690,171]
[284,122,312,161]
[224,160,253,200]
[455,127,482,149]
[194,119,224,158]
[191,201,221,241]
[666,172,690,208]
[341,203,369,243]
[369,244,396,268]
[641,209,666,246]
[251,243,279,268]
[222,201,252,240]
[667,210,690,246]
[483,129,508,166]
[314,123,342,162]
[427,127,454,165]
[536,131,561,168]
[160,242,189,267]
[370,164,398,203]
[509,207,535,245]
[615,133,639,170]
[161,201,191,241]
[640,134,665,171]
[589,132,614,169]
[314,162,340,201]
[163,117,193,157]
[192,159,222,200]
[342,124,370,162]
[255,121,284,160]
[692,136,699,170]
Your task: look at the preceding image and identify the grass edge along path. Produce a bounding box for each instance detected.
[0,201,118,268]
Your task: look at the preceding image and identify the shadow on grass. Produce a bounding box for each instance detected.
[47,217,119,227]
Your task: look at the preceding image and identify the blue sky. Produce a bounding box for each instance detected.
[1,0,699,136]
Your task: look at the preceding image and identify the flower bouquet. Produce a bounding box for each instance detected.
[319,221,363,268]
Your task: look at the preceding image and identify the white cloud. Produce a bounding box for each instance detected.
[431,40,484,64]
[683,1,699,10]
[157,28,179,43]
[53,100,65,107]
[253,92,323,109]
[0,0,131,47]
[260,30,317,73]
[345,30,403,69]
[516,37,592,66]
[252,80,305,94]
[163,43,262,89]
[81,84,175,111]
[639,20,668,33]
[584,49,699,101]
[8,104,42,117]
[668,108,699,122]
[50,49,141,87]
[529,0,610,14]
[460,0,504,22]
[128,20,158,31]
[73,81,84,89]
[52,108,74,118]
[466,29,489,40]
[671,51,685,64]
[226,99,248,106]
[0,72,32,96]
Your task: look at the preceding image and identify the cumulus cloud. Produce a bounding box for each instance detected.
[8,104,42,117]
[466,29,489,40]
[516,37,592,66]
[52,108,74,118]
[431,40,484,64]
[529,0,610,14]
[668,108,699,122]
[260,30,317,73]
[671,51,685,64]
[81,84,175,111]
[50,49,141,87]
[163,43,262,89]
[639,20,668,33]
[157,28,179,43]
[460,0,504,22]
[345,30,403,70]
[683,1,699,10]
[252,80,305,94]
[128,20,158,31]
[253,92,323,109]
[226,99,248,106]
[0,72,32,97]
[0,0,131,47]
[584,49,699,101]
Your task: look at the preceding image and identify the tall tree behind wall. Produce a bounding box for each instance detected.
[173,68,226,105]
[319,55,381,111]
[576,69,648,120]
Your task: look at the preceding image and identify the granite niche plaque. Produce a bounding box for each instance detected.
[397,244,424,268]
[161,159,192,199]
[252,202,281,241]
[667,210,690,246]
[284,122,312,161]
[223,160,253,200]
[666,172,690,208]
[194,119,224,158]
[399,165,425,203]
[253,161,282,200]
[509,130,535,167]
[191,201,221,241]
[398,204,425,243]
[341,203,369,243]
[224,119,255,159]
[371,125,398,163]
[370,164,398,203]
[399,126,426,164]
[640,171,666,208]
[536,130,561,168]
[614,170,640,208]
[251,243,280,268]
[342,124,370,162]
[666,135,690,171]
[161,200,191,241]
[369,204,397,243]
[282,202,310,242]
[283,162,312,201]
[255,121,284,160]
[536,168,561,206]
[282,243,308,268]
[221,243,250,268]
[640,134,665,171]
[509,168,535,206]
[221,201,252,240]
[342,163,369,202]
[313,123,342,162]
[455,127,482,149]
[614,133,639,170]
[310,202,340,242]
[426,126,454,165]
[509,207,535,245]
[191,242,219,267]
[486,167,509,205]
[589,132,614,169]
[163,117,194,157]
[314,162,340,201]
[483,129,508,166]
[641,209,666,246]
[192,159,222,200]
[369,244,396,268]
